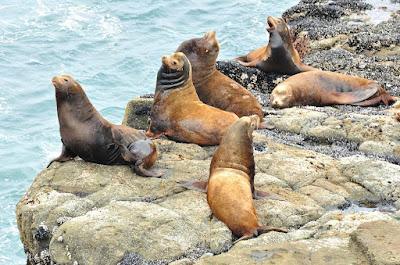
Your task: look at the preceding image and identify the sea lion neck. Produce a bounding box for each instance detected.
[155,58,191,92]
[56,86,98,124]
[211,121,254,177]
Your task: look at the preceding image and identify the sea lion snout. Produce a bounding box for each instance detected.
[161,53,185,71]
[270,84,292,108]
[52,75,72,89]
[266,16,278,32]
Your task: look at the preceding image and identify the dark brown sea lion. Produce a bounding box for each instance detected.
[181,115,287,242]
[270,71,396,108]
[176,31,265,121]
[146,52,238,146]
[235,16,317,74]
[48,75,162,177]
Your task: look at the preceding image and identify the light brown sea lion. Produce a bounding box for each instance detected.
[235,16,317,74]
[176,31,265,121]
[146,52,238,146]
[270,71,396,108]
[48,75,162,177]
[181,115,287,242]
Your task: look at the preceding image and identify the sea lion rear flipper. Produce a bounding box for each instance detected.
[257,225,288,235]
[236,59,260,67]
[178,180,208,193]
[353,92,396,107]
[233,233,254,244]
[47,144,76,168]
[253,190,285,201]
[132,163,163,178]
[330,87,378,105]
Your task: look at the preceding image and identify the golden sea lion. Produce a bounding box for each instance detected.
[176,31,265,121]
[146,52,238,146]
[235,16,317,74]
[270,71,396,108]
[49,75,162,177]
[181,115,287,242]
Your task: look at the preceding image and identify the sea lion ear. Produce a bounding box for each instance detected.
[283,17,288,23]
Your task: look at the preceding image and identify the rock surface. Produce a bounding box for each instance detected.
[17,0,400,264]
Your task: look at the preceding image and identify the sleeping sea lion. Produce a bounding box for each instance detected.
[176,31,265,121]
[49,75,162,177]
[146,52,238,146]
[235,16,317,74]
[270,71,396,108]
[181,115,287,242]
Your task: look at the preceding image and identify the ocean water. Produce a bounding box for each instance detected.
[0,0,298,263]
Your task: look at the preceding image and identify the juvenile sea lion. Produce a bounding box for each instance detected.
[146,52,238,146]
[270,71,396,108]
[176,31,265,121]
[181,115,287,242]
[49,75,162,177]
[235,16,317,74]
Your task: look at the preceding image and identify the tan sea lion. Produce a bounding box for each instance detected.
[235,16,317,74]
[181,115,287,242]
[146,52,238,146]
[270,71,396,108]
[48,75,162,177]
[176,31,265,121]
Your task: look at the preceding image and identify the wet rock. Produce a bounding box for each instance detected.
[122,97,153,130]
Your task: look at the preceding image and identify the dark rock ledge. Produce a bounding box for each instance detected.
[17,0,400,264]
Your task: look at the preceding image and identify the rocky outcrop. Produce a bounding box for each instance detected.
[16,133,400,265]
[17,0,400,264]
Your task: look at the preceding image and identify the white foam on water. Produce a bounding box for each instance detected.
[61,5,94,31]
[100,14,122,38]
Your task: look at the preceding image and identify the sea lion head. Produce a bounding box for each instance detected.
[52,75,83,98]
[156,52,191,90]
[230,115,260,140]
[176,31,220,66]
[266,16,291,47]
[270,83,294,108]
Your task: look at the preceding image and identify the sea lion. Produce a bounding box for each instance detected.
[176,31,265,121]
[235,16,317,74]
[48,75,162,178]
[146,52,238,146]
[181,115,287,242]
[270,71,396,108]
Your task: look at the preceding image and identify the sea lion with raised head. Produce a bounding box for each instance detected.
[235,16,317,74]
[176,31,265,121]
[270,71,396,108]
[146,52,238,146]
[181,115,287,242]
[48,75,162,177]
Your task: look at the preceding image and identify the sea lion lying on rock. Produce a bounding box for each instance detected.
[49,75,162,177]
[146,52,238,146]
[181,115,287,242]
[270,71,396,108]
[176,31,265,122]
[235,16,317,74]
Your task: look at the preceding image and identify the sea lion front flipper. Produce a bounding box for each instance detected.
[132,162,163,178]
[47,144,76,168]
[257,121,275,130]
[236,59,260,67]
[329,87,378,105]
[253,190,285,201]
[179,180,208,193]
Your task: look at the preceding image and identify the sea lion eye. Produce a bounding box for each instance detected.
[63,78,68,82]
[172,61,177,65]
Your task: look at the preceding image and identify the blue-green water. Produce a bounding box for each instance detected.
[0,0,298,263]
